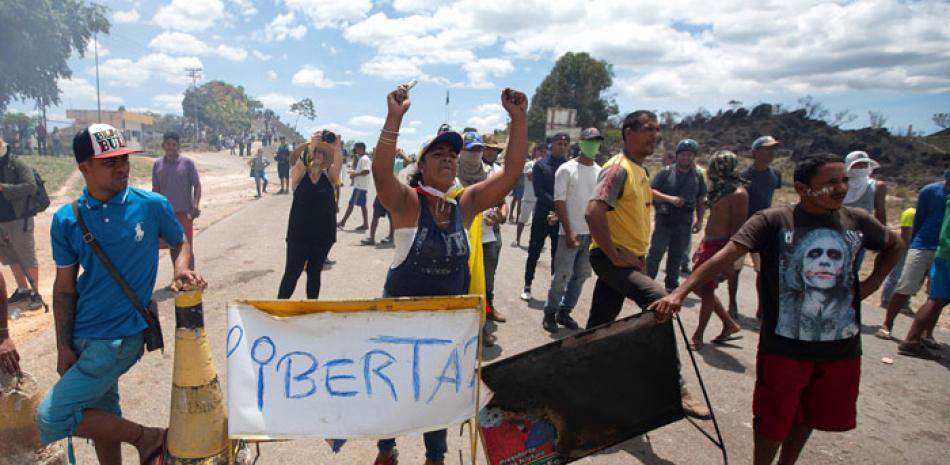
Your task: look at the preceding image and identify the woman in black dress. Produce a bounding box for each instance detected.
[277,133,343,299]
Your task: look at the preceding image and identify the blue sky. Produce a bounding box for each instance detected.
[9,0,950,152]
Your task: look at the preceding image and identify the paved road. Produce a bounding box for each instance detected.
[19,169,950,464]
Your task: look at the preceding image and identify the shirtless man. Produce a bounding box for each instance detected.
[688,151,746,349]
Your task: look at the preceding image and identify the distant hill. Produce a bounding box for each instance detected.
[648,104,949,191]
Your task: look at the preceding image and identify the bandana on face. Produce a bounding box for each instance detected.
[706,150,748,208]
[844,167,873,204]
[579,140,601,159]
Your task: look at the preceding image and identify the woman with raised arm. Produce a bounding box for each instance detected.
[370,85,528,465]
[276,132,343,299]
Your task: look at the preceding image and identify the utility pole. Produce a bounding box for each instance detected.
[94,34,101,122]
[185,67,203,148]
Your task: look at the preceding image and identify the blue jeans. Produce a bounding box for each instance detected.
[378,429,447,462]
[36,333,145,444]
[646,214,692,290]
[544,234,592,315]
[253,172,268,195]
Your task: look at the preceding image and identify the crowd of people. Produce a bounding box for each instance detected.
[1,82,949,465]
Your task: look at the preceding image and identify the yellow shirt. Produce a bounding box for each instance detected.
[448,188,486,313]
[900,207,916,228]
[591,153,653,255]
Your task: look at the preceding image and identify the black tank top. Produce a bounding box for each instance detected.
[286,173,337,244]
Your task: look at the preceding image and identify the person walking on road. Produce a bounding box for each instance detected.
[651,153,902,465]
[898,191,950,360]
[275,136,292,194]
[646,138,707,292]
[249,148,270,198]
[277,133,343,299]
[37,123,206,465]
[338,142,372,230]
[521,133,569,301]
[370,84,527,465]
[685,151,746,349]
[584,110,712,419]
[542,128,602,332]
[152,131,202,288]
[879,163,950,341]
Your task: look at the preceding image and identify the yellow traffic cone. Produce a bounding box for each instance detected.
[167,290,229,464]
[0,371,66,465]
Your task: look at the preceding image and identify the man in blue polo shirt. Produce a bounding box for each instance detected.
[36,124,206,465]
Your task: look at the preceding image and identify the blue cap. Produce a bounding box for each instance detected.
[462,131,484,150]
[422,131,463,157]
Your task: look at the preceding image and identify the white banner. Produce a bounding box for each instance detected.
[226,300,482,439]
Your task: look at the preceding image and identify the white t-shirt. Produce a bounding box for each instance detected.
[522,160,537,203]
[353,155,373,190]
[553,159,601,236]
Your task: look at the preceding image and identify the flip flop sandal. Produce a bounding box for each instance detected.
[874,327,892,340]
[712,334,743,344]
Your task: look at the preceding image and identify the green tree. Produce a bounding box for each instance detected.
[526,52,618,141]
[290,98,317,130]
[934,113,950,130]
[182,81,257,138]
[0,0,110,112]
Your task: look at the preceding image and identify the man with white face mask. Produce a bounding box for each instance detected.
[843,151,887,223]
[843,151,888,271]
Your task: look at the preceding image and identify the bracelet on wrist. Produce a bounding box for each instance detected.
[381,129,399,136]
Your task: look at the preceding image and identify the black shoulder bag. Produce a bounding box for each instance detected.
[71,202,164,352]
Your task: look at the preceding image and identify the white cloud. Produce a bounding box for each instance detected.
[253,50,272,61]
[81,42,109,58]
[409,120,422,126]
[340,0,950,98]
[292,65,353,88]
[463,58,514,89]
[153,0,226,32]
[112,9,140,23]
[284,0,373,29]
[322,42,341,55]
[267,70,278,80]
[349,115,385,126]
[257,93,298,112]
[92,54,203,87]
[466,103,508,131]
[360,55,423,81]
[149,32,209,55]
[231,0,257,16]
[215,45,248,62]
[264,13,306,41]
[151,93,184,113]
[57,78,122,105]
[148,32,247,61]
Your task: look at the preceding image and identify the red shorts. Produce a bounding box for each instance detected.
[160,212,194,250]
[753,351,860,441]
[692,239,729,289]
